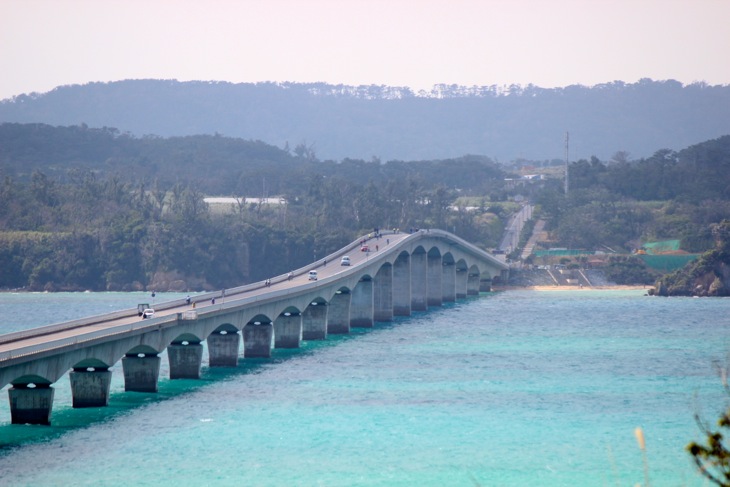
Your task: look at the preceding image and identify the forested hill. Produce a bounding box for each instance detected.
[1,79,729,163]
[0,123,506,196]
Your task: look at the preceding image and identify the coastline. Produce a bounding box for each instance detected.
[494,285,651,292]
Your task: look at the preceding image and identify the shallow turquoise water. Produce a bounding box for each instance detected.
[0,290,728,486]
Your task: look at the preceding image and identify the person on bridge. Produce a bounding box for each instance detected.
[287,272,293,280]
[186,295,191,305]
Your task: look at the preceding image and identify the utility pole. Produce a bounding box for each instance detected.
[564,131,570,196]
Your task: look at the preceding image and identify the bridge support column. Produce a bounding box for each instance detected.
[411,251,427,311]
[303,303,328,340]
[243,323,273,358]
[479,277,492,292]
[442,263,456,302]
[207,331,240,367]
[328,291,351,334]
[374,265,393,322]
[467,272,480,295]
[456,269,468,299]
[274,314,302,348]
[500,269,510,285]
[350,279,374,328]
[122,354,161,393]
[427,253,443,307]
[168,343,203,379]
[69,368,112,407]
[9,385,54,425]
[393,254,411,316]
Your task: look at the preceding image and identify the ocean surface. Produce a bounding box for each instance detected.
[0,290,728,486]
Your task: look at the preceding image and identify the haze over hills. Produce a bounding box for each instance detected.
[1,79,729,163]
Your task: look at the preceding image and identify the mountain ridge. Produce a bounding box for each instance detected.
[2,79,729,163]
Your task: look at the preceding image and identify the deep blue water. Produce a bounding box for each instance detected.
[0,290,728,486]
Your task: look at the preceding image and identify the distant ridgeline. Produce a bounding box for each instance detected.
[1,79,729,162]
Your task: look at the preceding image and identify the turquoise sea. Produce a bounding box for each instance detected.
[0,290,728,486]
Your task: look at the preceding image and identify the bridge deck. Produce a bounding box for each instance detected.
[0,232,412,358]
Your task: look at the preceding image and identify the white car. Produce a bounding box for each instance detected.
[142,308,155,319]
[308,270,318,281]
[340,256,351,266]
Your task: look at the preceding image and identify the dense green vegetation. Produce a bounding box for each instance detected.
[652,220,730,296]
[0,124,509,291]
[534,135,730,254]
[1,122,729,291]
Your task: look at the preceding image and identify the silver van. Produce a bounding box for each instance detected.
[308,270,318,281]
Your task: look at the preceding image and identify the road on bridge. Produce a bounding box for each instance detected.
[0,231,412,357]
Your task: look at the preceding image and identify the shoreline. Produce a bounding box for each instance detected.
[494,285,651,292]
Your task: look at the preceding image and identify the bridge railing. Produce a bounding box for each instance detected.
[0,229,501,364]
[0,313,181,363]
[0,272,349,364]
[0,231,392,349]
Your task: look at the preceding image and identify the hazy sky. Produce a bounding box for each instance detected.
[1,0,728,100]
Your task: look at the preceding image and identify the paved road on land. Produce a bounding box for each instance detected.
[498,204,532,254]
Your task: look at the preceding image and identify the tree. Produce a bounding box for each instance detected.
[687,367,730,486]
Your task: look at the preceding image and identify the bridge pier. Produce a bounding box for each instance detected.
[350,278,374,328]
[9,385,54,425]
[467,272,480,295]
[274,313,302,348]
[393,253,411,316]
[456,269,468,299]
[327,291,351,334]
[479,277,492,292]
[442,262,456,302]
[427,253,443,307]
[207,331,241,366]
[374,265,393,322]
[168,342,203,379]
[411,250,427,311]
[122,354,161,392]
[302,303,328,340]
[69,368,112,407]
[243,323,273,358]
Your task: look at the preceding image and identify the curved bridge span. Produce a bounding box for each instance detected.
[0,229,508,425]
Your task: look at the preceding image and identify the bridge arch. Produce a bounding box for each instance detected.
[10,374,52,387]
[0,228,511,426]
[211,323,238,335]
[126,344,160,356]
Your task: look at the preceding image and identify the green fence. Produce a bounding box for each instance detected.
[642,240,681,254]
[637,253,700,271]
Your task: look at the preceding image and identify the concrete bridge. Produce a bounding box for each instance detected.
[0,229,508,425]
